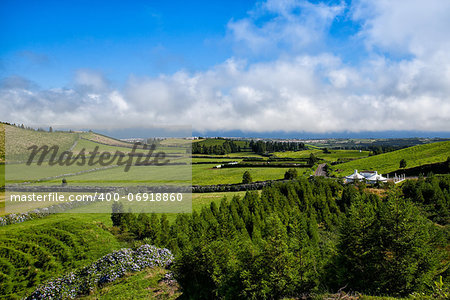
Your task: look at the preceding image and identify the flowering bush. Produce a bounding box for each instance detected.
[26,245,173,299]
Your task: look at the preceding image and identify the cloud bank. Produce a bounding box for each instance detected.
[1,0,450,133]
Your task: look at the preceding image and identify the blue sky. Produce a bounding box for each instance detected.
[1,0,256,87]
[1,0,449,137]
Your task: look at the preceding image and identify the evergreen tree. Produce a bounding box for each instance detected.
[111,201,124,227]
[242,171,253,184]
[284,168,298,180]
[400,158,407,168]
[336,193,443,296]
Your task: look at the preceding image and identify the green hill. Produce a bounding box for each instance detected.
[0,214,121,298]
[193,138,248,148]
[3,124,79,162]
[79,267,181,300]
[333,141,450,176]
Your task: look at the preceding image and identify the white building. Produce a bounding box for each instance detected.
[344,170,365,182]
[345,170,387,184]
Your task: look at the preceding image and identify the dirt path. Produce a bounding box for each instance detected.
[314,163,327,176]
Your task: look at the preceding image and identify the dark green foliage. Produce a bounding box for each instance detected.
[250,140,306,154]
[242,171,253,184]
[111,177,447,299]
[335,193,444,296]
[172,179,340,298]
[308,153,318,165]
[0,218,121,299]
[111,201,124,227]
[284,168,298,180]
[400,158,407,168]
[192,140,242,155]
[401,175,449,225]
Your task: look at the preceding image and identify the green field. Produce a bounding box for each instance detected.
[193,138,248,148]
[4,124,79,161]
[192,164,312,185]
[0,213,122,298]
[73,138,185,155]
[333,141,450,175]
[273,149,370,162]
[79,267,180,300]
[2,125,448,299]
[193,151,264,158]
[0,189,248,297]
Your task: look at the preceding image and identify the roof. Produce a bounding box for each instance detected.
[367,173,387,181]
[345,170,365,179]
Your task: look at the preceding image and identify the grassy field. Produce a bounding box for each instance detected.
[79,267,180,300]
[0,124,4,162]
[192,164,312,185]
[333,141,450,175]
[160,138,193,146]
[73,138,186,155]
[0,164,4,187]
[273,149,370,162]
[193,151,264,158]
[21,162,306,186]
[82,132,134,147]
[0,213,123,298]
[0,190,249,297]
[193,138,249,148]
[192,157,241,163]
[4,124,79,161]
[2,124,446,299]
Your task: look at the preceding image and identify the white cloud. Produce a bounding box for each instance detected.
[227,0,345,56]
[1,0,449,134]
[74,69,108,92]
[352,0,450,57]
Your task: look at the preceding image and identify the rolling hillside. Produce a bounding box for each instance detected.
[3,124,79,161]
[333,141,450,176]
[0,214,122,298]
[274,149,370,162]
[193,138,249,148]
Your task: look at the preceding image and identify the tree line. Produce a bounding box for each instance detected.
[192,140,243,155]
[111,175,449,299]
[250,140,306,154]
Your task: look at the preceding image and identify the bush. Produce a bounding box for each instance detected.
[284,168,298,180]
[242,171,253,184]
[27,245,173,299]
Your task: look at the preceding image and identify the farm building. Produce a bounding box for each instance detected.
[345,170,387,184]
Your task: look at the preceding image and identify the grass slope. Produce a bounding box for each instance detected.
[192,164,312,185]
[333,141,450,175]
[0,214,122,298]
[0,123,4,162]
[79,267,180,300]
[274,149,370,162]
[3,125,79,159]
[82,132,134,148]
[193,138,248,148]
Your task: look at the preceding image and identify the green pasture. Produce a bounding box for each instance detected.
[73,138,186,155]
[193,138,248,148]
[0,213,123,298]
[273,149,370,161]
[192,151,265,158]
[191,157,242,163]
[79,267,181,300]
[4,125,79,161]
[192,164,311,185]
[0,190,249,297]
[333,141,450,175]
